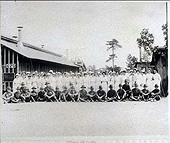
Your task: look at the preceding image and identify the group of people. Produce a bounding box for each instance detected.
[3,68,162,103]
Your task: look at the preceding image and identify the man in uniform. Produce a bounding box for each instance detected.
[149,84,161,102]
[141,84,150,102]
[37,87,46,102]
[106,85,117,102]
[122,79,131,100]
[78,85,91,102]
[30,86,38,102]
[88,86,99,102]
[44,82,57,102]
[97,85,106,102]
[3,87,14,103]
[67,85,78,102]
[130,83,142,101]
[13,86,24,103]
[117,84,126,101]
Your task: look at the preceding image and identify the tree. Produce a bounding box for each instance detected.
[126,54,138,69]
[106,39,122,68]
[113,65,121,73]
[162,23,168,48]
[137,29,154,62]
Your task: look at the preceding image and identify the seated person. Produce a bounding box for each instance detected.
[117,84,126,101]
[130,83,142,101]
[13,86,24,103]
[20,86,30,103]
[122,79,131,99]
[44,82,57,102]
[96,86,106,102]
[55,86,61,102]
[78,85,91,102]
[106,85,117,102]
[149,84,161,102]
[38,87,46,102]
[88,86,99,102]
[66,85,78,102]
[60,86,68,102]
[30,86,38,102]
[3,87,14,103]
[141,84,150,102]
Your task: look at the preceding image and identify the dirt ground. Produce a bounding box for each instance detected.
[1,98,169,141]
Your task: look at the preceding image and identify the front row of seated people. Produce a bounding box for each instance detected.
[3,80,161,103]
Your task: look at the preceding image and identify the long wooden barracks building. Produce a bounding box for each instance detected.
[1,28,79,92]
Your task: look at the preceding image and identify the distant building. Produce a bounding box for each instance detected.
[74,59,86,72]
[1,34,79,92]
[134,62,154,71]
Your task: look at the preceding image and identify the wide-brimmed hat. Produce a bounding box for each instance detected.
[119,84,122,87]
[45,82,50,85]
[21,82,25,86]
[16,86,20,90]
[154,84,159,88]
[62,86,67,89]
[7,86,11,90]
[32,86,37,89]
[81,85,86,88]
[143,84,148,88]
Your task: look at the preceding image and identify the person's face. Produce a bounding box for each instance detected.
[7,89,11,92]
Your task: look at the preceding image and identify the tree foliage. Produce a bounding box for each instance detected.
[137,29,154,56]
[126,54,138,69]
[106,39,122,63]
[162,23,168,47]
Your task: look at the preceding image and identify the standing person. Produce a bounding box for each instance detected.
[130,83,142,101]
[31,73,38,89]
[97,85,106,102]
[117,84,126,101]
[149,84,161,102]
[106,85,117,102]
[13,73,21,93]
[101,72,108,92]
[146,69,154,91]
[141,84,150,102]
[153,69,161,90]
[128,70,134,88]
[25,74,32,91]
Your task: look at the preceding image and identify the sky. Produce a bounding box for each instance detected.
[1,1,167,68]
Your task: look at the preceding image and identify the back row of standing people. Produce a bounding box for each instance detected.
[13,68,161,93]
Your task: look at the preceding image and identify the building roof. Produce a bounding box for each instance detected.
[1,36,78,67]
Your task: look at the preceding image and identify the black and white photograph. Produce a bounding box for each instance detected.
[0,1,169,143]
